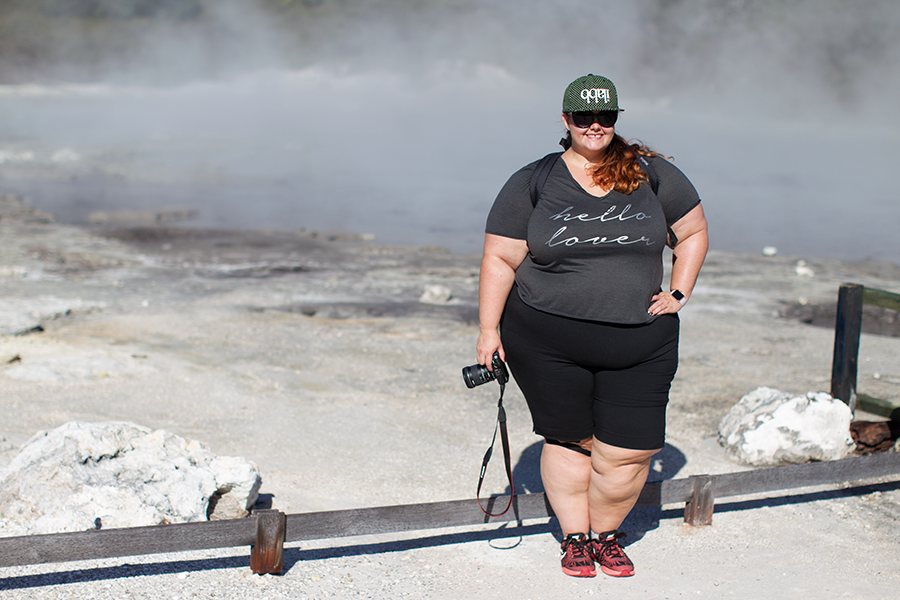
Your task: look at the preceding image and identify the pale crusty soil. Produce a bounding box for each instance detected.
[1,205,899,599]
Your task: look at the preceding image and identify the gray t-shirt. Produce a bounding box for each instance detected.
[485,154,701,324]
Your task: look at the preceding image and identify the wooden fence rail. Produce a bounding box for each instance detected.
[831,283,900,417]
[2,452,899,575]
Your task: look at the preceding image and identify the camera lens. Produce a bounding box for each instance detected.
[462,363,495,388]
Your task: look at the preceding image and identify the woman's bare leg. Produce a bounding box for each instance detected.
[539,438,593,535]
[588,438,659,534]
[540,437,660,535]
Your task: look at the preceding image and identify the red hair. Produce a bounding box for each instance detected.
[561,133,669,194]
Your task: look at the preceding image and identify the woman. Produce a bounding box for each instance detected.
[476,74,708,578]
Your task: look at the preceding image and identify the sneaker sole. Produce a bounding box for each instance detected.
[562,566,597,578]
[600,565,634,577]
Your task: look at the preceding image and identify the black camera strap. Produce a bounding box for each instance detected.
[476,381,515,517]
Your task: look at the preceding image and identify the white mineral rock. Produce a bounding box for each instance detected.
[718,386,855,466]
[0,421,262,536]
[794,260,815,277]
[419,284,452,305]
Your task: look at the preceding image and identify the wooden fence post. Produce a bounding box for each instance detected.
[250,510,286,575]
[831,284,864,412]
[683,475,714,526]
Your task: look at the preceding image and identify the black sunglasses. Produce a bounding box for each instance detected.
[568,111,618,129]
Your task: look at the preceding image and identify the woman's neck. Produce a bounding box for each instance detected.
[561,148,612,196]
[562,147,606,170]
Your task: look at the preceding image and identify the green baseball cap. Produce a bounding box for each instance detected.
[562,74,623,113]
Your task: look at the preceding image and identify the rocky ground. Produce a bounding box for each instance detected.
[1,194,899,598]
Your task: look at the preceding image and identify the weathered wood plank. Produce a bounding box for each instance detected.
[856,393,900,419]
[0,518,257,568]
[3,453,900,569]
[863,287,900,312]
[709,452,900,499]
[831,283,864,409]
[280,478,699,544]
[280,480,699,543]
[283,494,554,542]
[655,477,696,505]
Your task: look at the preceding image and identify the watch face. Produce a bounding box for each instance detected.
[671,290,685,301]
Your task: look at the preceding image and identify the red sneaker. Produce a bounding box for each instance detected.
[590,531,635,577]
[559,533,596,577]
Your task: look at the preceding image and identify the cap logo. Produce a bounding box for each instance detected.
[581,88,611,104]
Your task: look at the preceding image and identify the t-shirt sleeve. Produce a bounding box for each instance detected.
[485,163,536,240]
[650,155,701,226]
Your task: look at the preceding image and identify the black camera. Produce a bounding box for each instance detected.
[462,351,509,389]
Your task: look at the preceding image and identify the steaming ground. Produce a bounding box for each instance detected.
[1,69,898,264]
[1,1,899,262]
[1,203,900,598]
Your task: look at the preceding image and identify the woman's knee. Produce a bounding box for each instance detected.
[590,438,659,475]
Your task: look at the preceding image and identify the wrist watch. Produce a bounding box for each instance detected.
[670,289,687,306]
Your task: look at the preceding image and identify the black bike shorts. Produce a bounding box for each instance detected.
[499,288,679,451]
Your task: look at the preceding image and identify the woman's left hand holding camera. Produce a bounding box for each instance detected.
[477,327,504,371]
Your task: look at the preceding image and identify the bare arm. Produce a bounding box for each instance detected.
[477,233,529,366]
[648,203,709,315]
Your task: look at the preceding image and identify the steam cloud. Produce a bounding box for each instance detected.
[0,0,897,260]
